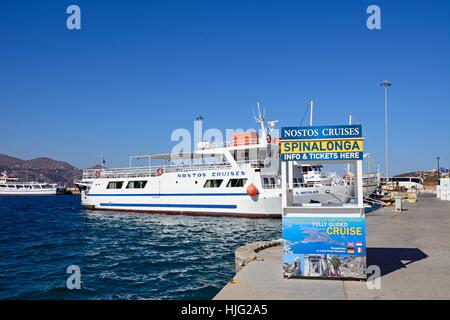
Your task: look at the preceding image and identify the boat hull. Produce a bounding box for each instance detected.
[79,182,351,218]
[0,189,60,196]
[82,205,281,219]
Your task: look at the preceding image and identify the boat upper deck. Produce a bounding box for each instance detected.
[81,160,265,180]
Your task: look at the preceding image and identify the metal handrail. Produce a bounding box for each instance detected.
[260,181,339,190]
[81,160,267,179]
[200,139,262,149]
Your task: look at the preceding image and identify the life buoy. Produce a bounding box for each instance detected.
[247,183,259,197]
[156,167,164,176]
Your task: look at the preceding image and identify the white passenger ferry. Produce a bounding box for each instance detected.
[75,113,353,217]
[0,172,65,196]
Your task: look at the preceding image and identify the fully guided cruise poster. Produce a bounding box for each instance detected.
[282,216,367,279]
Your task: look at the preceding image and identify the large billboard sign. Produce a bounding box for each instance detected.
[283,216,367,279]
[280,124,367,280]
[280,125,364,161]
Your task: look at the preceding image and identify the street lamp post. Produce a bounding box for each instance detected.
[380,80,392,186]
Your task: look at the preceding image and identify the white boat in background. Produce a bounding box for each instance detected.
[343,170,380,197]
[0,172,65,196]
[75,109,353,218]
[363,173,380,196]
[299,164,343,186]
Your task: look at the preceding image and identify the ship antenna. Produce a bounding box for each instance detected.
[254,101,267,143]
[254,102,266,122]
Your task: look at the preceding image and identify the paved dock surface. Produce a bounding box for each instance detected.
[214,194,450,300]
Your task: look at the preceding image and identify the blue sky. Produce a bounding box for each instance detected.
[0,0,449,174]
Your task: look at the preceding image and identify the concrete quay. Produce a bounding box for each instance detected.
[214,193,450,300]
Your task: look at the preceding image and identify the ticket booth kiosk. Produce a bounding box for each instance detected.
[281,125,367,280]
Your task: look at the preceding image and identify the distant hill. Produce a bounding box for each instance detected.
[0,154,82,186]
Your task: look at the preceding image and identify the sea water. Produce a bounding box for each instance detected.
[0,196,280,299]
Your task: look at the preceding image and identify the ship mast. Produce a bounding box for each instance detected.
[255,102,267,144]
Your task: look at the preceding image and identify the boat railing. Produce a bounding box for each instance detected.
[81,160,264,179]
[198,140,261,150]
[291,181,337,188]
[198,139,279,150]
[261,180,338,190]
[261,183,279,189]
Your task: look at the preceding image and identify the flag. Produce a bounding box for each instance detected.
[347,249,355,254]
[441,167,449,174]
[357,247,363,253]
[356,242,363,246]
[347,242,355,248]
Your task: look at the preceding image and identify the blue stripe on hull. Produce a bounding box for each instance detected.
[99,203,238,209]
[89,193,247,197]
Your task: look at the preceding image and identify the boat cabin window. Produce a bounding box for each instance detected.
[226,178,247,188]
[16,185,24,189]
[262,177,276,189]
[32,185,41,189]
[107,181,124,189]
[244,149,249,162]
[126,181,147,189]
[302,166,309,174]
[0,185,6,188]
[203,179,223,188]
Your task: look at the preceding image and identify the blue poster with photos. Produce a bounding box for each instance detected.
[282,216,367,279]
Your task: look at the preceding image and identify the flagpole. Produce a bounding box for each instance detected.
[437,156,440,182]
